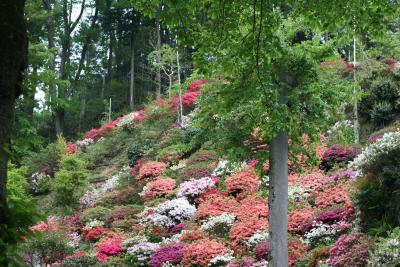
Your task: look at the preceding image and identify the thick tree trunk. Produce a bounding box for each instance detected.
[155,4,162,99]
[268,130,288,267]
[0,0,27,224]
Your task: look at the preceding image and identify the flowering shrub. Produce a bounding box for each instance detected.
[227,257,256,267]
[201,213,236,237]
[254,239,269,261]
[303,222,338,247]
[195,188,228,204]
[66,142,77,154]
[141,178,176,201]
[195,195,239,220]
[183,238,229,266]
[145,198,196,227]
[315,208,349,225]
[247,230,268,248]
[229,216,268,253]
[76,138,94,148]
[84,128,101,141]
[368,227,400,266]
[137,161,166,181]
[126,242,160,265]
[329,233,373,267]
[327,120,354,146]
[188,79,207,91]
[97,237,122,262]
[183,91,201,107]
[235,194,268,220]
[288,239,308,266]
[209,253,234,266]
[351,130,400,172]
[105,206,135,226]
[30,217,59,232]
[325,169,359,184]
[150,243,184,267]
[320,145,358,171]
[116,112,136,127]
[314,183,353,209]
[30,172,51,195]
[288,207,313,233]
[225,168,260,194]
[84,227,107,241]
[177,177,215,198]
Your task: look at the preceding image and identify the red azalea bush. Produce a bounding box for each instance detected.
[183,238,229,266]
[142,178,176,201]
[136,161,166,181]
[183,91,201,107]
[288,239,308,266]
[319,145,358,171]
[236,194,268,220]
[133,109,146,122]
[188,79,207,91]
[195,188,228,204]
[329,233,374,267]
[229,216,268,253]
[195,195,239,220]
[314,183,353,209]
[150,243,184,267]
[96,237,122,262]
[180,230,210,242]
[84,128,100,141]
[84,227,108,241]
[288,206,314,233]
[30,218,60,232]
[98,121,117,137]
[226,168,260,194]
[66,142,77,154]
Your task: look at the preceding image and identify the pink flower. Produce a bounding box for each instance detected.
[66,142,77,154]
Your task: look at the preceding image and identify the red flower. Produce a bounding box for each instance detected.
[188,80,207,91]
[183,91,201,107]
[226,167,260,194]
[84,227,108,241]
[183,238,228,266]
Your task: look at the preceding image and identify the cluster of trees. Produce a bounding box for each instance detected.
[1,0,400,265]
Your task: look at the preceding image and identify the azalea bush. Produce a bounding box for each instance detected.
[329,233,374,267]
[126,242,160,266]
[177,176,216,199]
[201,213,236,238]
[183,238,229,266]
[229,216,268,253]
[327,120,355,146]
[97,237,123,261]
[141,178,176,201]
[319,144,358,171]
[225,167,260,195]
[150,242,184,267]
[368,227,400,266]
[137,161,166,181]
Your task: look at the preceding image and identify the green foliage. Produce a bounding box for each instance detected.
[57,256,98,267]
[81,206,111,223]
[22,232,73,266]
[327,121,355,147]
[7,165,29,200]
[51,154,87,207]
[355,145,400,233]
[127,144,145,167]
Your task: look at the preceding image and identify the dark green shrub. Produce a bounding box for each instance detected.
[354,134,400,234]
[81,206,111,223]
[57,256,98,267]
[22,232,73,266]
[52,154,88,207]
[127,144,145,167]
[371,101,395,126]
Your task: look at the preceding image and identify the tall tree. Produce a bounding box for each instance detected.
[0,0,27,234]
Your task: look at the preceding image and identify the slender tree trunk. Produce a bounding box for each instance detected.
[0,0,27,226]
[268,130,289,267]
[155,4,162,99]
[353,37,359,144]
[176,44,183,124]
[130,45,135,109]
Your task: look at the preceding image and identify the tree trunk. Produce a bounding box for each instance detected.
[268,130,288,267]
[129,45,135,110]
[155,4,162,99]
[0,0,27,224]
[353,37,359,144]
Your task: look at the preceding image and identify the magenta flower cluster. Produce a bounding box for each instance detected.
[150,243,184,267]
[329,233,372,267]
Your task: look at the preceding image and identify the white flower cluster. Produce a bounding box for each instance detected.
[117,112,138,127]
[145,198,196,227]
[76,138,94,148]
[68,232,80,248]
[351,130,400,172]
[368,227,400,266]
[302,221,337,246]
[201,213,236,231]
[79,191,96,208]
[209,252,234,266]
[30,172,51,194]
[99,166,129,193]
[177,177,216,198]
[211,160,246,177]
[247,230,268,248]
[83,219,104,230]
[160,233,183,246]
[288,185,309,202]
[127,242,160,263]
[170,161,187,171]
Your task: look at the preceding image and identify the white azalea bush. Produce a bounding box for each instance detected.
[351,129,400,172]
[143,198,196,227]
[177,177,216,198]
[302,221,337,247]
[247,230,269,248]
[368,227,400,267]
[209,252,234,266]
[201,213,235,237]
[126,242,161,265]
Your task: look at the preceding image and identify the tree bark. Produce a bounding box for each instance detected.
[0,0,27,224]
[130,45,135,109]
[268,130,288,267]
[155,4,162,99]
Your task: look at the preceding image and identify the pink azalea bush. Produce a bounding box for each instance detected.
[177,176,216,198]
[30,217,59,232]
[136,161,166,181]
[225,167,260,194]
[150,242,184,267]
[183,238,229,266]
[97,237,122,261]
[142,178,176,201]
